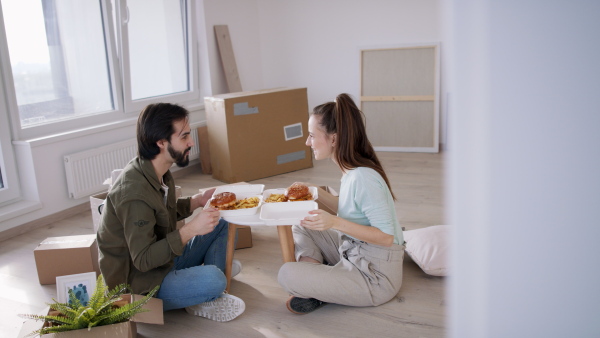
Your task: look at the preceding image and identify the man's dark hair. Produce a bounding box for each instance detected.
[136,103,189,160]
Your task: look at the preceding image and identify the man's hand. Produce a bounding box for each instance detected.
[179,207,220,244]
[190,188,216,211]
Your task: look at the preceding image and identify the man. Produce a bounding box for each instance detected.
[97,103,245,322]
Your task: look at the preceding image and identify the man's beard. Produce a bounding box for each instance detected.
[168,143,191,167]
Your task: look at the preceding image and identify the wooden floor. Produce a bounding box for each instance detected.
[1,151,446,338]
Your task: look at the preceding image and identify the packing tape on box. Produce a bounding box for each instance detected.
[41,239,90,245]
[233,102,259,116]
[277,150,306,164]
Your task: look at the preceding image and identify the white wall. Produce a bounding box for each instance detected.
[256,0,442,132]
[202,0,264,94]
[202,0,444,144]
[446,1,600,337]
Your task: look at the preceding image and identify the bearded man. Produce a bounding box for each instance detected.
[97,103,245,322]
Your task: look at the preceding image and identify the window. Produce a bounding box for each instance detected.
[116,0,198,113]
[3,0,114,130]
[0,0,198,205]
[0,0,198,140]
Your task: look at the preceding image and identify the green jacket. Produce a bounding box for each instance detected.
[97,157,192,294]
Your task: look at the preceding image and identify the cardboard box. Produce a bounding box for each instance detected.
[18,294,163,338]
[34,234,101,285]
[235,225,253,249]
[204,87,313,183]
[316,186,339,215]
[90,191,108,233]
[197,126,212,174]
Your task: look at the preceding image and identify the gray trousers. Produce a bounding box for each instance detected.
[278,225,405,307]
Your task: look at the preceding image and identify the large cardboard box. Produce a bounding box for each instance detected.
[204,87,313,183]
[18,294,163,338]
[34,234,101,285]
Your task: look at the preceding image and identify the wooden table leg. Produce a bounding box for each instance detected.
[225,223,237,292]
[277,225,296,263]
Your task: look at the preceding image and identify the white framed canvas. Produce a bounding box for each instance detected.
[359,43,441,153]
[56,272,97,306]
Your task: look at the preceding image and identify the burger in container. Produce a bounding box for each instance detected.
[204,184,265,216]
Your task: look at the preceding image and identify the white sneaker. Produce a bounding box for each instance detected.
[231,259,242,278]
[185,293,245,322]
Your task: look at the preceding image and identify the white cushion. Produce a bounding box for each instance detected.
[403,225,450,276]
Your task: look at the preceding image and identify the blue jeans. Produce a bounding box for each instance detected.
[156,219,231,311]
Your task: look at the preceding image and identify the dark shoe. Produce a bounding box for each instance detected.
[286,296,326,314]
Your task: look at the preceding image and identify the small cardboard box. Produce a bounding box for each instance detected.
[90,191,108,233]
[204,87,313,183]
[235,225,253,249]
[34,234,101,285]
[18,294,163,338]
[316,186,339,215]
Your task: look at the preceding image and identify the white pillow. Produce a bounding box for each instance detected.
[403,225,450,276]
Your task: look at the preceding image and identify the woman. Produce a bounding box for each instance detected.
[278,93,405,314]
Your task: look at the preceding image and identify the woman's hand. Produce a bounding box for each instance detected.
[300,209,337,231]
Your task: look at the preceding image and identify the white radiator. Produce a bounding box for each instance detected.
[64,128,200,199]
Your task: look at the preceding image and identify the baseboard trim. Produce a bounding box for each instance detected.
[0,203,90,243]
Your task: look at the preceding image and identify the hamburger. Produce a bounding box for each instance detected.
[209,192,237,210]
[286,182,312,201]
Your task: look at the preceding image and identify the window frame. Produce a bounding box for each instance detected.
[116,0,199,114]
[0,5,20,205]
[0,15,19,205]
[0,0,199,141]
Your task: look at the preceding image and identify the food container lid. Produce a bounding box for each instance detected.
[213,184,265,195]
[259,200,318,225]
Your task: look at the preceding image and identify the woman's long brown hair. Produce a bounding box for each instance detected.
[311,93,396,200]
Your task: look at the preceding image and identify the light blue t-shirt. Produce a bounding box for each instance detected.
[338,167,403,245]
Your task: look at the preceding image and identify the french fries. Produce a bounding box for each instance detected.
[234,196,260,209]
[265,193,287,203]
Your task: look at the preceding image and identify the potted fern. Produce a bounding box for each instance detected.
[19,275,160,337]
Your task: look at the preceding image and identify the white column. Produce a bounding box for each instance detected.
[446,1,600,337]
